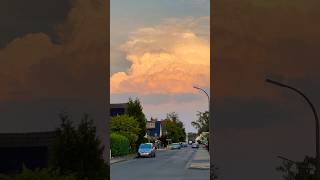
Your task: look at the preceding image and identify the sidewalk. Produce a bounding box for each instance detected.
[188,148,210,170]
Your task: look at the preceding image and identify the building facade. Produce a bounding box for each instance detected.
[110,103,127,117]
[0,104,128,174]
[146,118,162,138]
[0,131,57,174]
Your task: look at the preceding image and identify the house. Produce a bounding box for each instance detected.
[160,119,169,136]
[0,104,128,174]
[0,131,57,174]
[110,103,128,117]
[146,118,162,138]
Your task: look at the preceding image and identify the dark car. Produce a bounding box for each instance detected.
[179,142,187,148]
[192,143,199,148]
[137,143,156,158]
[171,143,181,150]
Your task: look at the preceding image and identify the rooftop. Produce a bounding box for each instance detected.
[0,131,57,148]
[110,103,128,109]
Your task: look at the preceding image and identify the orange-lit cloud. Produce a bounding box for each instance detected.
[211,0,320,102]
[111,17,210,95]
[0,0,107,102]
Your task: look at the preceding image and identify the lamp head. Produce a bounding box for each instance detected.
[265,78,272,83]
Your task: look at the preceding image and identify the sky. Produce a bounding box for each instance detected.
[1,0,320,179]
[212,0,320,179]
[0,0,108,139]
[110,0,320,179]
[110,0,210,133]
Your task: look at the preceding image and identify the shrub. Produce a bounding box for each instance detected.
[110,133,130,157]
[111,115,140,152]
[0,166,76,180]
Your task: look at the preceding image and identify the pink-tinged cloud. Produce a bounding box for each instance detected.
[111,17,210,95]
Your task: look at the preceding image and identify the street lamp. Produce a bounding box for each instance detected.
[193,86,213,179]
[266,78,320,177]
[193,86,210,111]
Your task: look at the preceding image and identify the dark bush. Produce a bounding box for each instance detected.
[0,166,76,180]
[110,133,130,157]
[51,113,108,180]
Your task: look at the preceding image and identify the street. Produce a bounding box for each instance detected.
[111,147,209,180]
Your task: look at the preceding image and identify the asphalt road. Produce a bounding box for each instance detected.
[110,147,209,180]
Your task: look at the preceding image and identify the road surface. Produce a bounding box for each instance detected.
[111,147,209,180]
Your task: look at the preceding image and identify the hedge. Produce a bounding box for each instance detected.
[0,166,76,180]
[110,133,130,157]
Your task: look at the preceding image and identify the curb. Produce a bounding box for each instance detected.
[156,148,168,151]
[189,162,210,170]
[110,149,168,165]
[188,148,210,170]
[110,154,137,165]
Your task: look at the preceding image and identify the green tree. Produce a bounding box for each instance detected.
[51,112,108,180]
[126,98,147,148]
[75,114,108,179]
[51,113,78,174]
[187,132,197,142]
[167,112,179,122]
[191,111,209,135]
[111,114,140,151]
[164,112,186,143]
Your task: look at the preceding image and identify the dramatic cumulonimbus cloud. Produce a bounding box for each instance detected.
[0,0,107,103]
[111,17,210,95]
[0,0,108,133]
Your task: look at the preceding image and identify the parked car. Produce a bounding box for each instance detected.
[171,143,181,150]
[192,143,199,148]
[180,142,187,147]
[179,142,184,148]
[205,143,209,151]
[137,143,156,158]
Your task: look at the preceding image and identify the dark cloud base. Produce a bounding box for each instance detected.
[212,0,320,179]
[0,0,72,48]
[0,98,106,133]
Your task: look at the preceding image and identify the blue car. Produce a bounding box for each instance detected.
[137,143,156,158]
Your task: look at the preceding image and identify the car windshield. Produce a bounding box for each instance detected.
[139,144,152,149]
[172,143,179,145]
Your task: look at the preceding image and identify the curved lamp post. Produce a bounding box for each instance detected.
[193,86,214,179]
[266,78,320,176]
[193,86,210,110]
